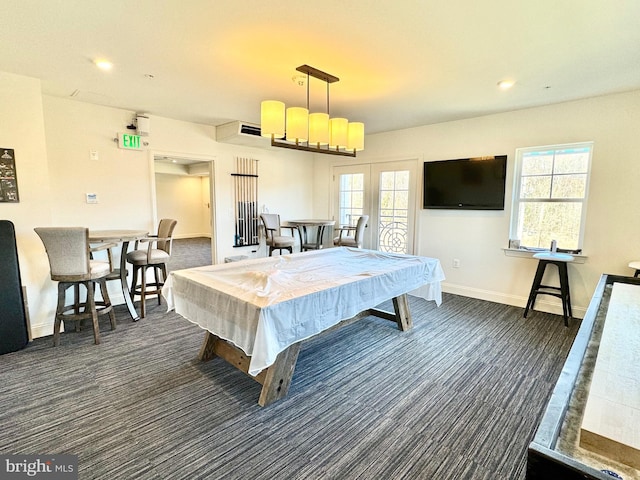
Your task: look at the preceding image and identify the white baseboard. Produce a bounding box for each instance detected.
[30,323,50,340]
[441,282,586,319]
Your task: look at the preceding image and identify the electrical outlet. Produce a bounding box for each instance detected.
[453,258,461,268]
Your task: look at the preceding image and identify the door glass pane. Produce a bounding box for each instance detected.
[351,191,364,209]
[352,173,364,190]
[378,170,410,253]
[395,172,410,190]
[338,173,364,226]
[394,190,409,209]
[380,171,395,189]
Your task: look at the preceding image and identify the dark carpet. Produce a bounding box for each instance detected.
[0,238,580,479]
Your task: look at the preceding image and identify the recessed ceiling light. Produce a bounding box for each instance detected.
[497,80,515,90]
[95,59,113,71]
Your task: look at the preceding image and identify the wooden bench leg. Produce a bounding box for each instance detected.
[258,343,302,407]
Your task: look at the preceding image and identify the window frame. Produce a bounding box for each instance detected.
[509,141,593,251]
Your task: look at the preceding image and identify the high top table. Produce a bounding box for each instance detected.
[89,229,148,321]
[163,247,445,406]
[282,219,335,251]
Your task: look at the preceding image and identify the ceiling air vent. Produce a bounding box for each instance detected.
[240,123,261,136]
[216,121,268,148]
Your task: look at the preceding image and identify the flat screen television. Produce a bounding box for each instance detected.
[423,155,507,210]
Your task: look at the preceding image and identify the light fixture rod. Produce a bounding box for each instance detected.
[326,81,330,115]
[306,72,310,110]
[296,65,339,84]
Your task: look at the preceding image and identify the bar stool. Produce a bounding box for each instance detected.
[524,252,574,326]
[628,261,640,277]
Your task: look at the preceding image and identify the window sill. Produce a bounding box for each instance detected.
[502,248,588,264]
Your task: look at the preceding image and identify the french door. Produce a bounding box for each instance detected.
[332,160,418,254]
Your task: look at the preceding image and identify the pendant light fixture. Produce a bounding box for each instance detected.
[261,65,364,157]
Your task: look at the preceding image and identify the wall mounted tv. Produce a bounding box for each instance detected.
[423,155,507,210]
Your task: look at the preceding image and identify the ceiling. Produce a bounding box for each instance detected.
[2,1,639,135]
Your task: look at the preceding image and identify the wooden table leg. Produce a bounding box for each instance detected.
[196,294,411,406]
[198,331,218,361]
[198,330,301,407]
[392,294,412,331]
[369,293,413,331]
[258,343,302,407]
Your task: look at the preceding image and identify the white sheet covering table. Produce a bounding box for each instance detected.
[163,247,445,405]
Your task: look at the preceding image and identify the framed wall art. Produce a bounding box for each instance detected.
[0,148,19,203]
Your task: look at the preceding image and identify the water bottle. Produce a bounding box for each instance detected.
[550,240,557,253]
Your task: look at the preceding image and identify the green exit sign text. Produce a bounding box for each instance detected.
[118,133,143,150]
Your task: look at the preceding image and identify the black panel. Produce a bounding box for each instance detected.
[527,446,610,479]
[0,220,29,354]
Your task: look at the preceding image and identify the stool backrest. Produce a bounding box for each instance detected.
[35,227,91,281]
[156,218,177,254]
[354,215,369,246]
[260,214,282,242]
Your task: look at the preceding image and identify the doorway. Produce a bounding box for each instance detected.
[332,159,419,254]
[152,153,216,263]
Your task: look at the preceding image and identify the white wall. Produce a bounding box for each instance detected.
[1,73,315,338]
[313,89,640,318]
[43,97,153,229]
[155,173,211,238]
[0,72,54,332]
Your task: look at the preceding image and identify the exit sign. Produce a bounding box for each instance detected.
[118,133,143,150]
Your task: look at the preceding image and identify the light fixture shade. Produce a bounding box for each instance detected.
[286,107,309,142]
[309,113,330,146]
[347,122,365,151]
[261,100,285,138]
[329,117,348,148]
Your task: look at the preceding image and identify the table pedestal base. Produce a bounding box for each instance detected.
[197,294,412,406]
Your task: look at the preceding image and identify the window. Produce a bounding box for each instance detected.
[510,142,593,251]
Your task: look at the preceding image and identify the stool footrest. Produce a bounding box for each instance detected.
[532,290,564,301]
[536,284,561,292]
